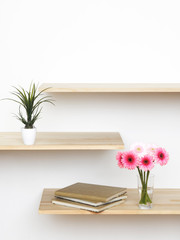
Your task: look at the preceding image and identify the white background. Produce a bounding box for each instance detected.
[0,0,180,239]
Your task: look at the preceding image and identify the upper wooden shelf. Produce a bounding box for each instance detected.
[0,132,124,150]
[39,83,180,93]
[39,188,180,215]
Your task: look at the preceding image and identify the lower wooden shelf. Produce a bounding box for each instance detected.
[39,188,180,215]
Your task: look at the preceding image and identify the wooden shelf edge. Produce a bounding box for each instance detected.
[39,83,180,93]
[0,145,124,151]
[39,209,180,215]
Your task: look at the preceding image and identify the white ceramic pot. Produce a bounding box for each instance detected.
[21,127,37,145]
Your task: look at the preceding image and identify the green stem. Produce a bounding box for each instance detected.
[137,167,143,185]
[138,169,152,205]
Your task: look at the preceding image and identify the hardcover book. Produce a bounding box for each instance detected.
[55,194,127,207]
[52,197,125,213]
[55,182,126,202]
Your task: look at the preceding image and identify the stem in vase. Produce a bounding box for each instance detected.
[138,169,152,204]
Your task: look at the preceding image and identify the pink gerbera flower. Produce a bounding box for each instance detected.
[154,147,169,166]
[130,143,145,155]
[116,152,124,168]
[122,151,139,170]
[139,154,154,171]
[146,144,158,155]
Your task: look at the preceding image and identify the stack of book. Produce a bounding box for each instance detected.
[52,182,127,213]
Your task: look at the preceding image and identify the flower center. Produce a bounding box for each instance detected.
[159,153,164,159]
[128,156,134,163]
[143,159,149,165]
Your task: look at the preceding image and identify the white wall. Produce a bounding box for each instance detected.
[0,1,180,239]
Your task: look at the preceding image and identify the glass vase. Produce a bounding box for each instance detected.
[137,173,154,209]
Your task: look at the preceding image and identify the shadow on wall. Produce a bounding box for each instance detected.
[38,215,180,240]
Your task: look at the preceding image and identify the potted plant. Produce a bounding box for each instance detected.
[6,83,54,145]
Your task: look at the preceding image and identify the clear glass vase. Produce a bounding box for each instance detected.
[137,174,154,209]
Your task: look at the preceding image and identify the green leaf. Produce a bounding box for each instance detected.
[5,82,55,127]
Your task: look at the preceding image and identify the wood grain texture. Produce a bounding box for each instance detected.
[0,132,124,150]
[39,83,180,93]
[39,188,180,215]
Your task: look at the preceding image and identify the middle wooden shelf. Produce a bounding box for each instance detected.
[0,132,124,150]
